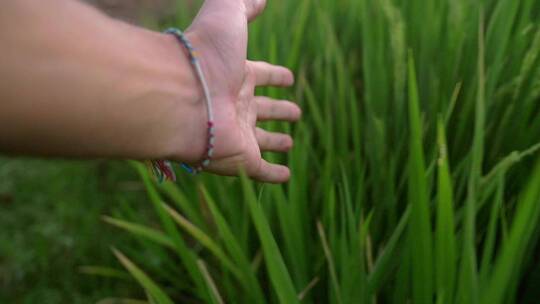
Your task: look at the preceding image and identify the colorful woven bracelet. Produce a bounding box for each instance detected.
[146,28,215,182]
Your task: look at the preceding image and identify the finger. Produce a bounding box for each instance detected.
[256,128,293,152]
[244,0,267,22]
[256,97,302,122]
[251,159,290,183]
[248,61,294,87]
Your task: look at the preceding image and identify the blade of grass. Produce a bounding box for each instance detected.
[102,216,175,249]
[131,161,208,301]
[479,172,505,280]
[480,159,540,304]
[407,51,433,304]
[112,248,174,304]
[317,221,343,304]
[368,205,410,293]
[286,0,311,69]
[197,259,225,304]
[240,173,299,304]
[160,182,204,227]
[435,119,457,304]
[457,13,485,303]
[200,186,266,303]
[161,203,244,282]
[298,276,320,301]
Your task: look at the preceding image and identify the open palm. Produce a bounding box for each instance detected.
[184,0,300,183]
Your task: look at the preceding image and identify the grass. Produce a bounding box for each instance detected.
[3,0,540,303]
[0,159,144,303]
[101,0,540,303]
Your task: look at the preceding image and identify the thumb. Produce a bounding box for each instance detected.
[196,0,266,22]
[244,0,267,22]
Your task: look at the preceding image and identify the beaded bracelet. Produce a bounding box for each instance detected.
[146,28,215,182]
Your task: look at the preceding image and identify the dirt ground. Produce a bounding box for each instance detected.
[83,0,176,24]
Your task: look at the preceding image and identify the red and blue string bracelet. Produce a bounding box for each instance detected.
[146,28,215,182]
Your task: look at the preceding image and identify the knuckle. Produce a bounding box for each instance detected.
[244,64,257,85]
[245,63,254,77]
[270,103,279,116]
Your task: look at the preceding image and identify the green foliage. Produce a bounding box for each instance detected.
[0,160,143,303]
[108,0,540,303]
[112,248,174,304]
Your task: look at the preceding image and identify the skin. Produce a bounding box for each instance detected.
[0,0,301,183]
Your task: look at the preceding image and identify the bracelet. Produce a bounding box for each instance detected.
[146,28,215,182]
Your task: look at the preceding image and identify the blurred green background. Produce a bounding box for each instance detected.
[0,159,144,303]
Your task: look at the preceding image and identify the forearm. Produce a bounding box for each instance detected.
[0,0,207,162]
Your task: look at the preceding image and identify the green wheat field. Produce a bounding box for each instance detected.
[3,0,540,303]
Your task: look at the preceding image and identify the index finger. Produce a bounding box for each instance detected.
[248,61,295,87]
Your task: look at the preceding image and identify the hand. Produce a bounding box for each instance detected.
[182,0,301,183]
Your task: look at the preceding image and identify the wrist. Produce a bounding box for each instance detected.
[152,31,208,163]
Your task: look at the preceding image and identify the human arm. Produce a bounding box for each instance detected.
[0,0,208,162]
[0,0,301,183]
